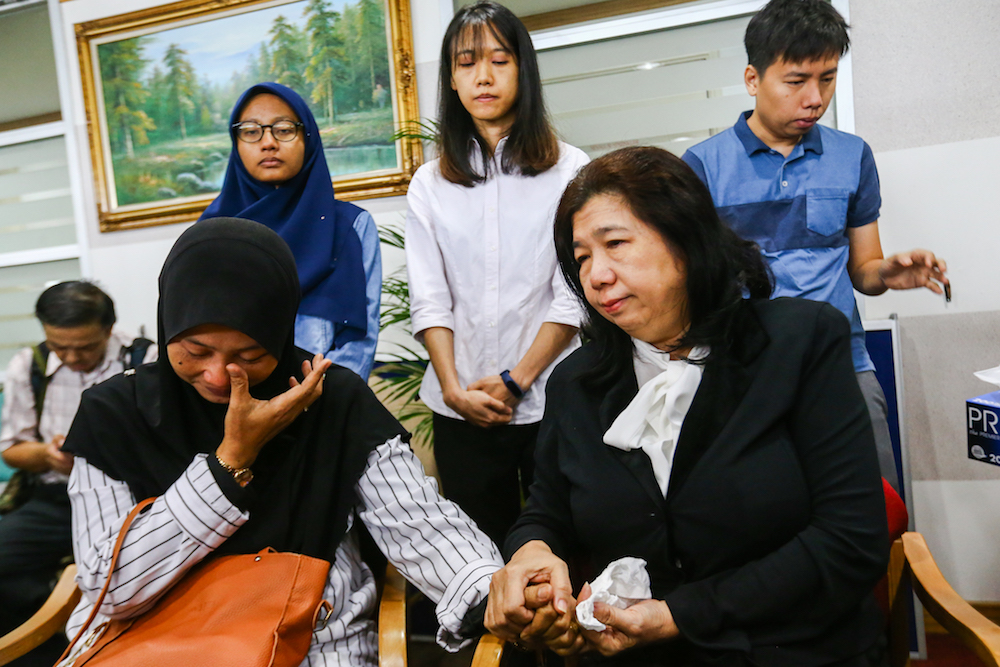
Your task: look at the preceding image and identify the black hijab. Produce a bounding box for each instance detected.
[64,217,406,561]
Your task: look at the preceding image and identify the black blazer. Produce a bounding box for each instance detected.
[506,298,889,667]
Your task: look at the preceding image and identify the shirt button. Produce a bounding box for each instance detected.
[488,321,495,327]
[782,180,788,187]
[674,558,683,569]
[490,245,497,251]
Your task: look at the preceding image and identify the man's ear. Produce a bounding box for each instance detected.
[744,64,760,97]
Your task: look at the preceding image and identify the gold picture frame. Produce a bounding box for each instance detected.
[76,0,422,232]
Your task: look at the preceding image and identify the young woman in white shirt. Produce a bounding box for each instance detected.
[404,1,588,545]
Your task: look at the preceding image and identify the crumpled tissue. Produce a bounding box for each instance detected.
[575,557,651,632]
[974,366,1000,387]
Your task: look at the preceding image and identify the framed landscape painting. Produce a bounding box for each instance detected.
[76,0,421,232]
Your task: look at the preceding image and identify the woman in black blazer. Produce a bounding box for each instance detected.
[485,146,889,666]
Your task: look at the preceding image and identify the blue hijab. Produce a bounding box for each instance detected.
[200,82,367,348]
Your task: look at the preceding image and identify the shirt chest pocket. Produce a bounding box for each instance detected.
[805,187,850,237]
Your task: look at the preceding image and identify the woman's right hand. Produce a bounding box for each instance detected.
[217,354,332,468]
[485,541,578,645]
[443,387,512,428]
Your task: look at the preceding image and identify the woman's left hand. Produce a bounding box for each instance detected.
[577,583,679,656]
[218,354,333,468]
[468,374,522,408]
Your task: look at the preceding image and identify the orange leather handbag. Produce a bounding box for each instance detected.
[58,498,332,667]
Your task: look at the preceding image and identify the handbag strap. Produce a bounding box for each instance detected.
[58,497,157,664]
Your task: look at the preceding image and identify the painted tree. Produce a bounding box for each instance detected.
[338,0,388,113]
[196,75,217,134]
[163,43,197,139]
[145,66,171,143]
[353,0,388,105]
[251,42,272,86]
[304,0,346,123]
[99,38,155,159]
[269,15,308,96]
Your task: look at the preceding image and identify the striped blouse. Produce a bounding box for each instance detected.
[64,436,502,666]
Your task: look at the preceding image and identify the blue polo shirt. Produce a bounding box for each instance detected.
[683,111,881,372]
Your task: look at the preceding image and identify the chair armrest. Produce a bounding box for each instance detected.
[471,633,504,667]
[0,564,81,666]
[378,563,407,667]
[903,532,1000,667]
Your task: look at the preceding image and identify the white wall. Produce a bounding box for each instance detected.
[57,0,450,354]
[863,138,1000,321]
[0,3,60,124]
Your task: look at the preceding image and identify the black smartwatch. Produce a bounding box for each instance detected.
[500,370,525,400]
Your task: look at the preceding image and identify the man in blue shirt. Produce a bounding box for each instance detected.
[683,0,949,493]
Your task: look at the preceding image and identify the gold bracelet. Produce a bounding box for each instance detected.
[215,453,254,487]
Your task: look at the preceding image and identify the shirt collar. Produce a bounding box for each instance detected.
[467,135,510,174]
[735,110,824,157]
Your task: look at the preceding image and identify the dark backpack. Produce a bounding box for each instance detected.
[0,336,153,514]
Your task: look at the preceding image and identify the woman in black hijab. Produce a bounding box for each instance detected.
[61,218,502,665]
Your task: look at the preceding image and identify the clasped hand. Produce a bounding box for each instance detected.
[217,354,332,469]
[446,374,519,428]
[485,542,678,657]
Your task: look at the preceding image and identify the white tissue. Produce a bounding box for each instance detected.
[575,557,651,632]
[975,366,1000,388]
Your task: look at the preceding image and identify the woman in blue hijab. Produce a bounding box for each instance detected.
[201,82,380,380]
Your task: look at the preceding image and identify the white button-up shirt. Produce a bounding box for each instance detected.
[405,140,589,424]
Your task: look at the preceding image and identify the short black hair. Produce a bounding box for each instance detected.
[35,281,116,329]
[745,0,850,75]
[553,146,772,388]
[437,1,559,186]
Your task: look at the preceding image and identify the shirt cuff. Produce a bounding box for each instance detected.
[164,454,248,549]
[411,311,455,342]
[206,451,254,512]
[543,301,586,329]
[435,560,500,652]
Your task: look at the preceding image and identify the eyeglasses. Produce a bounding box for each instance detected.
[232,120,303,143]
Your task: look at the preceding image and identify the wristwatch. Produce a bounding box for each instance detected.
[499,370,525,400]
[215,453,254,487]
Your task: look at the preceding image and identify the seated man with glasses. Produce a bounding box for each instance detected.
[0,280,156,665]
[200,82,382,383]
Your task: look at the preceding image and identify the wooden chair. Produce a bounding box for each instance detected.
[0,565,80,665]
[471,633,505,667]
[0,562,409,667]
[887,531,1000,667]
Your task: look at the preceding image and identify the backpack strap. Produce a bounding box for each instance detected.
[29,342,51,427]
[119,337,154,371]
